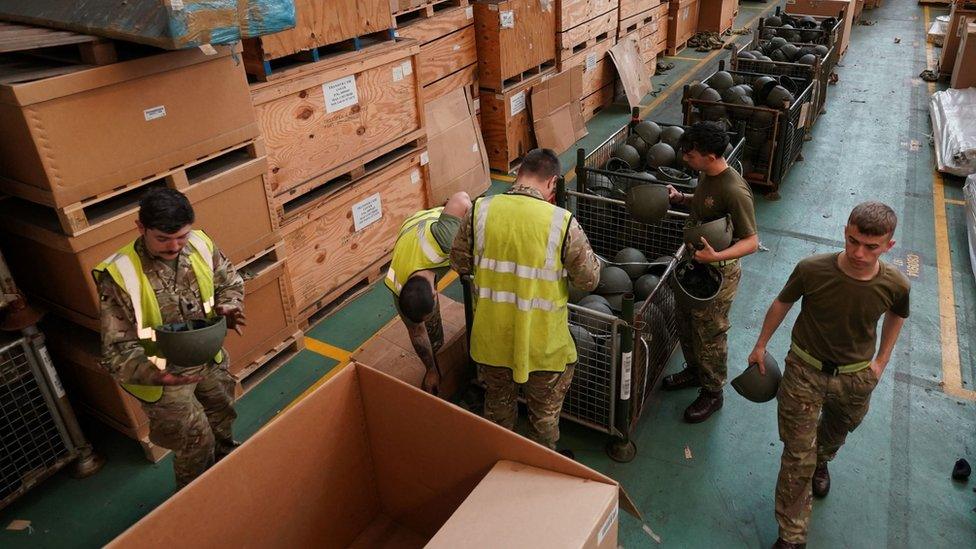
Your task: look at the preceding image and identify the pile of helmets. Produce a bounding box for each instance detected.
[759,13,836,45]
[738,37,829,67]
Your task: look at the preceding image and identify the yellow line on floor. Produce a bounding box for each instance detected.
[945,198,967,206]
[303,337,351,362]
[492,172,516,182]
[437,270,459,291]
[669,55,703,61]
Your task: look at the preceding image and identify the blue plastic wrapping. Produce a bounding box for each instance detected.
[239,0,297,39]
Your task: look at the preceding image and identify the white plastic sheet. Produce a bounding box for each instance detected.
[930,88,976,177]
[965,174,976,279]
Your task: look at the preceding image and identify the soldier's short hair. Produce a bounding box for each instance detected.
[139,188,195,234]
[400,275,435,323]
[848,202,897,237]
[518,148,561,181]
[678,121,730,157]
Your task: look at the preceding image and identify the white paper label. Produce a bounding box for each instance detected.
[510,91,526,116]
[585,52,599,72]
[620,351,633,400]
[393,66,404,82]
[474,97,481,111]
[598,506,618,545]
[453,44,461,51]
[466,6,474,19]
[500,11,515,29]
[352,193,382,232]
[420,151,429,165]
[170,0,184,10]
[402,60,412,76]
[410,170,421,184]
[144,105,166,121]
[472,142,479,153]
[489,4,498,10]
[198,44,217,55]
[37,346,66,399]
[393,29,400,38]
[323,75,359,113]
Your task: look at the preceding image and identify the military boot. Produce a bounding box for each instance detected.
[662,366,701,390]
[683,389,723,423]
[812,462,830,498]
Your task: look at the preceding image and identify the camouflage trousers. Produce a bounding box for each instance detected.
[480,363,575,450]
[675,261,742,391]
[775,351,879,543]
[140,358,238,488]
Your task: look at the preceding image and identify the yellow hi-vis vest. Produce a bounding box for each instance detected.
[385,207,449,296]
[469,194,575,383]
[93,230,222,403]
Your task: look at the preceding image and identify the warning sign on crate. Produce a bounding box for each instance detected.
[352,193,383,232]
[323,75,359,113]
[500,11,515,29]
[510,91,526,116]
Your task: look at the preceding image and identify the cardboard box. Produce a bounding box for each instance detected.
[951,21,976,89]
[609,34,651,109]
[943,4,976,74]
[667,0,700,54]
[559,36,618,98]
[532,66,588,153]
[351,294,471,399]
[108,363,639,548]
[474,0,557,92]
[424,88,491,206]
[0,46,259,209]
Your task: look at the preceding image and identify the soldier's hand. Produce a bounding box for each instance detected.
[666,184,683,204]
[215,305,246,336]
[748,346,767,375]
[868,360,884,382]
[693,237,720,263]
[422,368,441,397]
[150,371,204,386]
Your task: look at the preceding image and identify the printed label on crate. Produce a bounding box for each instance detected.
[402,60,412,76]
[490,4,498,10]
[144,105,167,121]
[539,0,552,12]
[598,507,618,545]
[393,66,404,82]
[420,151,430,165]
[466,6,474,19]
[500,11,515,29]
[323,75,359,113]
[453,44,461,51]
[411,169,421,184]
[352,193,383,232]
[585,52,599,72]
[472,142,479,153]
[474,97,480,111]
[198,44,217,55]
[394,29,400,37]
[682,7,689,20]
[37,346,66,399]
[169,0,184,10]
[510,91,526,116]
[619,351,632,400]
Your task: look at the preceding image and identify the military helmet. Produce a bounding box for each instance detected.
[797,15,817,29]
[813,44,829,57]
[765,85,795,108]
[684,216,734,252]
[626,133,649,157]
[731,352,782,403]
[633,120,663,145]
[800,29,819,42]
[634,273,661,301]
[659,126,685,150]
[737,50,756,60]
[797,53,817,65]
[578,294,612,309]
[710,71,735,91]
[688,82,710,100]
[641,301,668,347]
[595,266,632,296]
[699,87,722,103]
[625,183,670,224]
[611,143,642,169]
[585,172,616,196]
[615,247,649,279]
[769,36,788,50]
[670,259,724,310]
[569,323,598,361]
[605,157,632,172]
[155,316,227,367]
[780,43,800,60]
[765,15,783,27]
[769,48,788,62]
[569,284,589,304]
[653,166,691,185]
[575,299,614,336]
[645,142,676,168]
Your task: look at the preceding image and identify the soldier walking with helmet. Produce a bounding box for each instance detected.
[747,202,910,549]
[450,148,600,451]
[94,188,245,488]
[663,121,759,423]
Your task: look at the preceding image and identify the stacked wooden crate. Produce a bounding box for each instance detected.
[557,0,620,122]
[619,1,668,74]
[0,39,296,460]
[698,0,738,36]
[475,0,557,172]
[667,0,699,55]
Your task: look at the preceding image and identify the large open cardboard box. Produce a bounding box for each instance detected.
[109,363,639,548]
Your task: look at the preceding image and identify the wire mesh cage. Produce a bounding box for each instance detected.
[0,334,76,510]
[757,7,845,48]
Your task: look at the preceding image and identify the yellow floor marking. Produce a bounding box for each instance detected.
[668,55,703,61]
[945,198,966,206]
[303,337,351,362]
[437,270,459,291]
[492,172,516,182]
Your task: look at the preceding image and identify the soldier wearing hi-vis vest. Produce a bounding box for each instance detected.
[748,203,909,549]
[450,149,600,452]
[385,191,472,395]
[94,188,245,488]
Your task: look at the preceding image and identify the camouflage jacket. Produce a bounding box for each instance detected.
[450,184,600,291]
[97,237,244,385]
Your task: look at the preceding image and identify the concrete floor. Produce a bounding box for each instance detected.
[1,0,974,547]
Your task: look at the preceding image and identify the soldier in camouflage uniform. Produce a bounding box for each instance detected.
[95,188,245,488]
[748,203,910,549]
[451,149,600,451]
[663,122,759,423]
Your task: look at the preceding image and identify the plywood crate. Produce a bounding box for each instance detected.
[480,68,556,172]
[423,63,481,106]
[557,9,618,60]
[394,4,479,103]
[558,36,617,121]
[557,0,618,31]
[697,0,737,35]
[250,40,426,221]
[474,0,557,92]
[0,46,258,210]
[618,0,658,22]
[667,0,699,55]
[282,149,430,323]
[242,0,395,80]
[940,2,976,76]
[0,141,277,330]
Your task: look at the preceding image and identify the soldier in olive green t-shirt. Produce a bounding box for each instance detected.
[748,202,910,549]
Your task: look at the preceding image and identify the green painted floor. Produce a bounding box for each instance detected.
[3,1,975,546]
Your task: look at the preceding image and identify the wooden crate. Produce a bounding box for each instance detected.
[557,9,618,60]
[0,46,258,210]
[0,140,278,329]
[282,149,430,322]
[619,9,653,37]
[639,15,666,64]
[395,5,478,88]
[474,0,556,92]
[667,0,699,55]
[618,0,658,21]
[250,41,426,213]
[558,36,617,100]
[242,0,394,80]
[698,0,737,35]
[940,2,976,76]
[0,21,118,64]
[557,0,619,31]
[580,81,616,121]
[480,68,556,172]
[423,63,480,106]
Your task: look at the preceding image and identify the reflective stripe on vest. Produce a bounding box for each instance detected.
[385,207,449,296]
[469,194,575,383]
[93,230,220,403]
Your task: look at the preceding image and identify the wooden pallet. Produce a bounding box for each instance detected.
[234,330,306,396]
[498,59,557,91]
[916,0,951,5]
[667,37,689,56]
[393,0,470,25]
[299,256,393,330]
[618,12,655,37]
[245,28,396,82]
[17,139,265,238]
[557,9,617,58]
[0,21,117,64]
[581,84,616,122]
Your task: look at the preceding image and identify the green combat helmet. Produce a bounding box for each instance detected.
[634,273,661,301]
[155,316,227,368]
[684,216,733,252]
[731,351,782,402]
[632,120,663,146]
[611,143,642,169]
[645,142,676,168]
[614,247,649,279]
[670,259,723,310]
[625,184,670,224]
[569,324,598,362]
[595,266,633,311]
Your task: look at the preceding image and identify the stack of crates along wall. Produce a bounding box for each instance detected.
[557,117,745,442]
[697,0,738,35]
[555,0,619,122]
[474,0,557,173]
[682,59,814,196]
[618,1,668,75]
[0,45,297,461]
[666,0,699,56]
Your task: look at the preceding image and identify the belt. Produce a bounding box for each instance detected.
[710,258,738,267]
[790,342,870,375]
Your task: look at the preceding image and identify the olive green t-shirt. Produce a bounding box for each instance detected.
[777,253,911,365]
[690,167,757,240]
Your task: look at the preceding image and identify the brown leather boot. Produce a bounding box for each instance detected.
[683,389,723,423]
[772,538,806,549]
[662,366,701,391]
[812,462,830,498]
